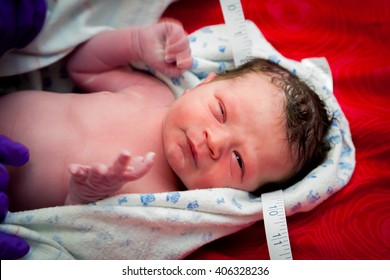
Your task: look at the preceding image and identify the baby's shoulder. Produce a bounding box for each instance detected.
[117,81,175,107]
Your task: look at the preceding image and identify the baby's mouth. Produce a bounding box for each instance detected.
[187,136,198,167]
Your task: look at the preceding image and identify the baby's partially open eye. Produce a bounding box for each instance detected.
[216,98,226,123]
[234,151,243,170]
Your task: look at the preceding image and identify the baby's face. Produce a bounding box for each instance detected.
[162,72,296,192]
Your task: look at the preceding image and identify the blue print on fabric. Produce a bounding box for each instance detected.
[192,58,199,69]
[187,200,199,209]
[118,197,128,205]
[322,86,332,96]
[232,198,242,209]
[218,61,227,71]
[268,55,281,64]
[306,171,317,179]
[326,186,334,195]
[98,231,114,242]
[339,162,353,170]
[328,134,341,144]
[216,197,225,205]
[321,159,334,167]
[202,232,213,242]
[291,202,302,212]
[218,45,227,53]
[166,192,181,204]
[201,27,213,33]
[307,190,320,203]
[291,68,297,76]
[24,215,33,223]
[171,77,181,86]
[333,109,342,119]
[189,35,197,43]
[47,215,60,224]
[196,72,208,79]
[341,146,352,157]
[331,119,340,129]
[140,194,156,206]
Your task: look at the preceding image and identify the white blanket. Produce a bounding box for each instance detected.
[0,8,355,259]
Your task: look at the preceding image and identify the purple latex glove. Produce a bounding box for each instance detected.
[0,135,30,259]
[0,0,47,57]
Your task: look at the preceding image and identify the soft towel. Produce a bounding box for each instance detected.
[0,20,355,259]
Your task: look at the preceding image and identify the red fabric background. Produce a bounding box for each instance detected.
[163,0,390,259]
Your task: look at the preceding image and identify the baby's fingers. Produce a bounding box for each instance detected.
[123,152,155,181]
[165,36,191,63]
[112,150,132,173]
[88,163,109,187]
[175,49,193,70]
[68,164,90,184]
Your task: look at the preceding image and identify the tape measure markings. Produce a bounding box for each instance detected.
[262,190,293,260]
[219,0,252,66]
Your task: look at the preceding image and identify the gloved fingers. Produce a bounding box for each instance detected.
[0,231,30,259]
[0,163,10,192]
[0,192,9,222]
[0,135,29,166]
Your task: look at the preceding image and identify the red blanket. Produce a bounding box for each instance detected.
[163,0,390,260]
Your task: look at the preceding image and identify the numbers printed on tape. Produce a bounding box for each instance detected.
[219,0,252,66]
[261,190,293,260]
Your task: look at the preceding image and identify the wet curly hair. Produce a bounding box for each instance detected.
[214,57,332,194]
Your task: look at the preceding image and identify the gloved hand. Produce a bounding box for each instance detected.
[0,135,30,259]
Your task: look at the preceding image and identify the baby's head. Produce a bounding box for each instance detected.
[162,57,331,194]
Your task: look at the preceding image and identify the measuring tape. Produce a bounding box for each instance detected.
[262,190,293,260]
[219,0,252,66]
[219,0,293,260]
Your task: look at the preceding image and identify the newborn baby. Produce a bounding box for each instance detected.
[0,20,331,211]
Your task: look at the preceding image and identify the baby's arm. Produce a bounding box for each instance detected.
[65,151,155,205]
[67,20,192,92]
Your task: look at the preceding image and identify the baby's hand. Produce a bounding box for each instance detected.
[137,19,193,77]
[66,151,155,205]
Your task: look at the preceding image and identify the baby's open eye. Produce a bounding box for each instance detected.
[234,151,244,170]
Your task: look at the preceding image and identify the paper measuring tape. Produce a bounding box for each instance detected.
[219,0,252,66]
[261,190,293,260]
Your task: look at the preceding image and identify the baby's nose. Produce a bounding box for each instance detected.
[204,127,229,159]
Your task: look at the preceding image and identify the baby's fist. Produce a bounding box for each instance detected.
[138,20,193,77]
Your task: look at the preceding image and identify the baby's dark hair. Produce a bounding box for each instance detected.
[214,57,332,194]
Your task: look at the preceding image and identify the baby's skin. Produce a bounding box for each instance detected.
[0,21,192,210]
[0,21,295,211]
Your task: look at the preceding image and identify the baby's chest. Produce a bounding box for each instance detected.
[75,99,163,160]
